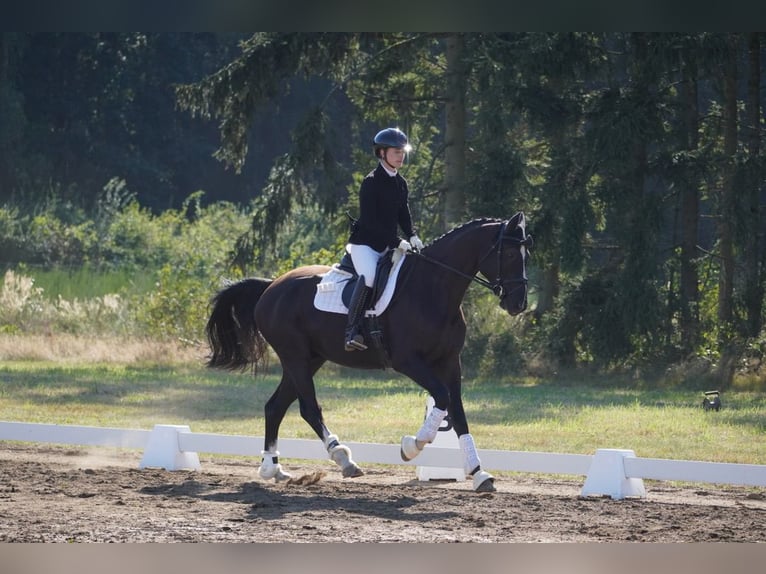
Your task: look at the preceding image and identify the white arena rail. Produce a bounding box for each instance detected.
[1,420,764,499]
[0,421,150,449]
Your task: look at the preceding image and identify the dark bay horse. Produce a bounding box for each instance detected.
[205,213,532,492]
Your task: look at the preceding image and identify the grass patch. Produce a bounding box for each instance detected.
[0,356,763,466]
[21,266,156,301]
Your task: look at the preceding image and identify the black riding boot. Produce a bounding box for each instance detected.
[344,279,372,351]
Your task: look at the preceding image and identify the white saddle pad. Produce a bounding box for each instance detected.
[314,255,406,316]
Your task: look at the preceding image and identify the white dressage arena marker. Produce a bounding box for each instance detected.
[416,396,466,482]
[580,448,646,499]
[139,424,201,471]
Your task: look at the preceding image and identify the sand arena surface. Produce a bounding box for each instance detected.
[1,442,764,542]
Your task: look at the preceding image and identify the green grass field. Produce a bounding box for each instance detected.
[13,265,156,301]
[1,359,763,466]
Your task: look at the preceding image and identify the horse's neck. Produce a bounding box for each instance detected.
[415,222,497,305]
[428,221,497,274]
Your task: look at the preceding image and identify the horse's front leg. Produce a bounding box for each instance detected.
[458,433,495,493]
[396,358,450,461]
[399,357,496,492]
[447,378,495,492]
[399,403,449,460]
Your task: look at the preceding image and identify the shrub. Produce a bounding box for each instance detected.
[134,261,219,343]
[2,192,252,342]
[461,290,526,380]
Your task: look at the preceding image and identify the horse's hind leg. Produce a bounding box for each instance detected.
[322,429,363,478]
[298,396,364,478]
[285,357,363,478]
[259,377,298,482]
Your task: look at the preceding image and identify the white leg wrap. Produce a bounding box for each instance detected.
[323,433,340,451]
[258,450,291,482]
[459,433,482,476]
[415,406,447,443]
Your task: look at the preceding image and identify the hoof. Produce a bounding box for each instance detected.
[274,469,292,483]
[400,435,423,461]
[472,470,496,493]
[330,443,362,478]
[342,464,364,478]
[259,464,292,483]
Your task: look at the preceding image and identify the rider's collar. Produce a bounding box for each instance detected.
[380,161,397,177]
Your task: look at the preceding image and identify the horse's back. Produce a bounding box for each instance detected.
[270,265,332,285]
[257,265,331,320]
[256,264,349,356]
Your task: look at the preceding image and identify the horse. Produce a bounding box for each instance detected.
[205,212,532,492]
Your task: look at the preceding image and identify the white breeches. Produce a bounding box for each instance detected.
[346,243,385,287]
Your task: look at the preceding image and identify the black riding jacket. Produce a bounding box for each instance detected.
[348,163,416,252]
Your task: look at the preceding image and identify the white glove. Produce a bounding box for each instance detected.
[398,239,412,252]
[409,235,424,251]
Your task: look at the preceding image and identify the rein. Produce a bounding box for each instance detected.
[408,220,531,298]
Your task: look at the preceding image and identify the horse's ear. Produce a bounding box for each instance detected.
[509,211,525,229]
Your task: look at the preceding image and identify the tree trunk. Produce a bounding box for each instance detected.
[716,34,740,389]
[744,33,762,337]
[443,34,467,230]
[717,35,737,327]
[536,261,560,317]
[630,33,650,258]
[678,48,700,354]
[0,33,7,83]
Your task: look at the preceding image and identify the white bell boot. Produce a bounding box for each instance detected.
[325,434,363,478]
[258,450,291,482]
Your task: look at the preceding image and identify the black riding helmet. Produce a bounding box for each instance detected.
[373,127,409,157]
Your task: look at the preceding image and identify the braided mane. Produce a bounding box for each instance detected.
[427,217,504,247]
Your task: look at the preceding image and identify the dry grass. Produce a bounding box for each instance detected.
[0,334,206,365]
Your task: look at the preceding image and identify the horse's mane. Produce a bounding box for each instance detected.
[427,217,504,247]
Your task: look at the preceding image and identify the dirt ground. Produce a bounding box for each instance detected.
[0,442,764,543]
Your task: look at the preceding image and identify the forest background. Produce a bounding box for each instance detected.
[1,32,765,391]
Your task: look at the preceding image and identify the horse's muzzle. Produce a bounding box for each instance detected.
[499,283,528,316]
[507,302,527,316]
[500,293,527,316]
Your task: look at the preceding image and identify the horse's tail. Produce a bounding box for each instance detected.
[205,277,272,374]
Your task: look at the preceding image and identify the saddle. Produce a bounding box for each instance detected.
[313,247,406,323]
[320,250,397,368]
[337,250,395,308]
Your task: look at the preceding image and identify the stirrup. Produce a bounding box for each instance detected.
[345,334,367,351]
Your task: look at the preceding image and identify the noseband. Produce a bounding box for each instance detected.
[411,219,532,301]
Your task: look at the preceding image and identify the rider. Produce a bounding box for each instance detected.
[344,127,424,351]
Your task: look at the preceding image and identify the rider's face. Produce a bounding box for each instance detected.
[382,147,406,170]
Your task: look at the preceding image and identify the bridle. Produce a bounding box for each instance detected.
[409,219,533,300]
